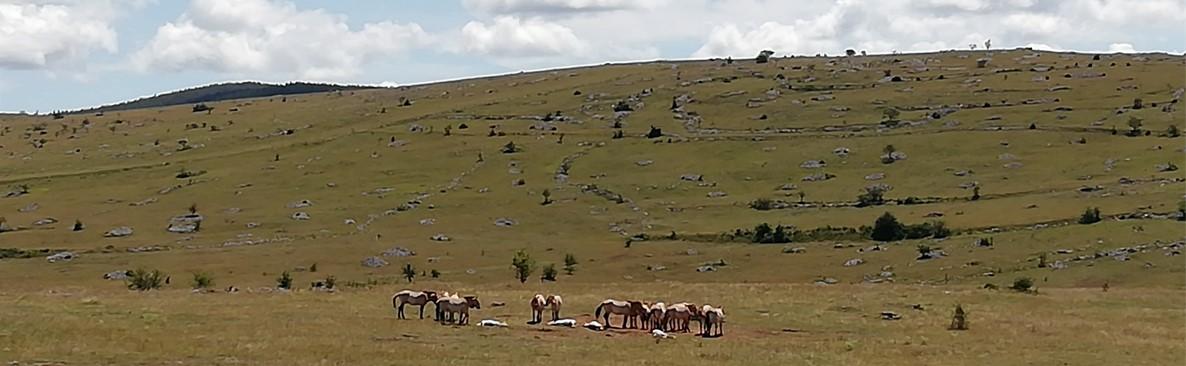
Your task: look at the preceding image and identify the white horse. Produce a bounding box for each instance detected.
[701,305,725,337]
[437,295,481,325]
[647,302,667,330]
[391,290,438,319]
[545,295,563,321]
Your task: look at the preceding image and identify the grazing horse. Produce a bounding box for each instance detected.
[594,299,647,329]
[545,295,563,321]
[701,305,725,337]
[391,290,438,319]
[664,303,699,333]
[647,302,667,330]
[436,295,481,325]
[530,294,548,324]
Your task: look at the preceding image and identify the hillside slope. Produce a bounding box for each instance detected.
[67,81,374,114]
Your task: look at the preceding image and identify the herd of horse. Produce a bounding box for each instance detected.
[391,290,726,337]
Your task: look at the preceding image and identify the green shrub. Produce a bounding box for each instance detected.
[127,268,167,291]
[402,264,416,283]
[1078,207,1102,224]
[430,269,441,278]
[870,212,906,242]
[309,263,318,272]
[276,271,293,289]
[563,254,577,275]
[512,250,535,283]
[324,275,336,289]
[1010,277,1034,292]
[541,264,558,282]
[856,186,886,207]
[191,272,214,289]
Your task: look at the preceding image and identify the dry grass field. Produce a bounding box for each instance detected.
[0,49,1183,365]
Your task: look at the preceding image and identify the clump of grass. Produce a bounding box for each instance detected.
[276,271,293,290]
[127,268,167,291]
[191,272,214,289]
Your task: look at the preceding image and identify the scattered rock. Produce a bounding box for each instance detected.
[843,258,865,267]
[430,234,451,242]
[382,247,415,257]
[783,247,806,254]
[635,160,654,167]
[706,191,728,198]
[103,270,130,280]
[680,174,704,182]
[286,199,313,209]
[802,172,836,182]
[18,203,39,212]
[104,226,134,237]
[291,212,311,220]
[833,147,850,157]
[800,160,827,169]
[881,311,902,320]
[864,172,885,181]
[814,277,839,285]
[361,256,389,268]
[47,251,77,263]
[32,217,58,226]
[494,218,517,227]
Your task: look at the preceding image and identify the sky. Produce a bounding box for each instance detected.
[1,0,1183,112]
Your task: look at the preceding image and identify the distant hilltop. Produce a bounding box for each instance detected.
[65,81,375,115]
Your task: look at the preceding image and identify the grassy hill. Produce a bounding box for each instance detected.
[0,49,1183,365]
[63,81,374,115]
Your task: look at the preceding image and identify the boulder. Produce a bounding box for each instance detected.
[864,173,885,181]
[843,258,865,267]
[430,234,451,242]
[104,226,134,237]
[291,212,311,220]
[680,174,704,182]
[287,199,313,209]
[800,160,827,169]
[382,247,416,257]
[494,218,517,227]
[32,217,58,226]
[783,247,806,254]
[103,270,130,280]
[47,251,76,263]
[361,256,389,268]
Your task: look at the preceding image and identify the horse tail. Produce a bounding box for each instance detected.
[392,294,399,309]
[594,302,605,319]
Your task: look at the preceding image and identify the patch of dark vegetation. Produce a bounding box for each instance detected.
[0,248,65,259]
[67,81,373,114]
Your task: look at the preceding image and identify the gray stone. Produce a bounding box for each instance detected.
[361,256,389,268]
[706,191,728,198]
[864,173,885,181]
[32,217,58,226]
[783,247,806,254]
[287,199,313,209]
[430,234,451,241]
[103,270,130,280]
[382,247,416,257]
[291,212,311,220]
[800,160,827,169]
[494,218,517,227]
[46,251,77,263]
[680,174,703,182]
[843,258,865,267]
[104,226,134,237]
[635,160,654,166]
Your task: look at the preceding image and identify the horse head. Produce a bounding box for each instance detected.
[464,295,481,309]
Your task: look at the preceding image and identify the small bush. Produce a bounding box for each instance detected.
[563,254,577,275]
[309,263,318,272]
[127,268,167,291]
[191,272,214,289]
[512,250,535,283]
[402,263,416,283]
[324,275,336,289]
[751,223,792,244]
[1167,125,1181,138]
[1010,277,1034,292]
[870,212,905,242]
[276,271,293,289]
[856,186,887,207]
[430,269,441,278]
[541,264,558,282]
[1078,207,1102,224]
[749,198,776,210]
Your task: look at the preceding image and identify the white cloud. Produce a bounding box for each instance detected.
[462,0,668,15]
[460,16,588,58]
[132,0,429,79]
[0,1,119,70]
[1107,43,1136,53]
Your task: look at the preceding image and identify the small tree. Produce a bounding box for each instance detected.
[1010,277,1034,292]
[949,304,968,330]
[402,263,416,283]
[882,108,900,123]
[1167,125,1180,138]
[756,50,775,64]
[563,253,577,275]
[1126,116,1142,136]
[127,268,167,291]
[541,189,553,205]
[188,203,198,214]
[512,250,535,283]
[324,275,336,289]
[871,212,906,242]
[541,264,558,282]
[971,186,981,201]
[309,263,318,273]
[1078,207,1102,224]
[430,269,441,278]
[191,272,214,289]
[857,186,887,207]
[276,271,293,289]
[1132,98,1143,110]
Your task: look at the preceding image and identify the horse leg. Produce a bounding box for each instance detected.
[398,303,405,319]
[418,304,425,319]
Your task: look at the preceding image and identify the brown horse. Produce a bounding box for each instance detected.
[646,302,667,330]
[664,302,700,332]
[545,295,563,321]
[701,305,725,337]
[530,294,547,324]
[391,290,439,319]
[436,294,481,325]
[594,299,647,329]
